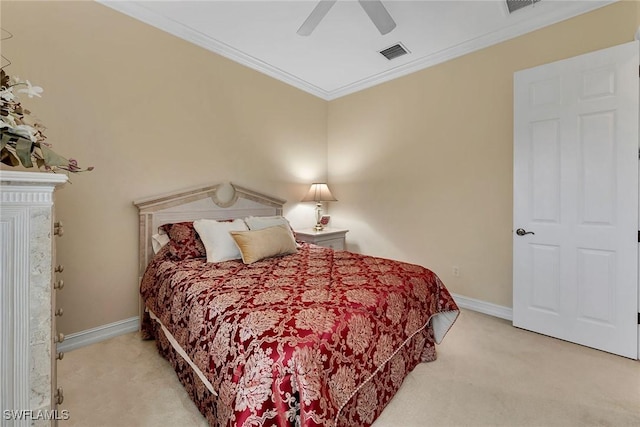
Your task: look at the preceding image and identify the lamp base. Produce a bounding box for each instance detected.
[313,202,324,231]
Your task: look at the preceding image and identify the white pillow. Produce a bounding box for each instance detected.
[244,215,287,229]
[151,231,170,254]
[193,219,248,262]
[244,216,294,237]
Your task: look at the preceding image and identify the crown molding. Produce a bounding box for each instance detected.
[327,0,615,100]
[0,170,68,185]
[97,1,331,99]
[98,0,615,101]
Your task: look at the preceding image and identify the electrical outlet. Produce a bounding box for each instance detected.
[453,266,460,277]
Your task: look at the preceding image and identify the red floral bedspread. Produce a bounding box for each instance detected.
[141,243,458,427]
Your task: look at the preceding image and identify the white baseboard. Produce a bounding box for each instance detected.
[57,294,511,352]
[451,293,513,321]
[57,316,139,353]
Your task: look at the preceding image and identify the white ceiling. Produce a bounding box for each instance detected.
[100,0,614,100]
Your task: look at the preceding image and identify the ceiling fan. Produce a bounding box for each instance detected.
[297,0,396,36]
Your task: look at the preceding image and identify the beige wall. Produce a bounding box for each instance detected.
[327,0,640,308]
[2,1,639,334]
[1,1,328,334]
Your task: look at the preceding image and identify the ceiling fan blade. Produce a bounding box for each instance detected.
[297,0,337,36]
[358,0,396,35]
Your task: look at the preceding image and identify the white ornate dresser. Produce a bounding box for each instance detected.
[1,171,67,426]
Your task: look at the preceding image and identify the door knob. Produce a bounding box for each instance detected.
[516,228,535,236]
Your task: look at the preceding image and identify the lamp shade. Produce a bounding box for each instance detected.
[301,183,337,202]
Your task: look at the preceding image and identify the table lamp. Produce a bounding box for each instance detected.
[301,183,337,231]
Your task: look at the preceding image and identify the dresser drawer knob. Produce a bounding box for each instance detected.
[54,265,64,273]
[55,387,64,405]
[54,332,65,343]
[56,352,65,361]
[54,279,64,290]
[54,221,64,236]
[55,308,64,317]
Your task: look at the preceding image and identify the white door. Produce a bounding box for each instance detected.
[513,41,639,359]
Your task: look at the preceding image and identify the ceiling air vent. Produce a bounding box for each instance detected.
[379,43,409,61]
[506,0,541,14]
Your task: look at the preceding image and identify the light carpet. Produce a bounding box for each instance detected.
[57,309,640,426]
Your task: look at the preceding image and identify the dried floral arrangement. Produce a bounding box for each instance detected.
[1,31,92,173]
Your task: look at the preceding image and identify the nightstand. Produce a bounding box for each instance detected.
[295,228,349,250]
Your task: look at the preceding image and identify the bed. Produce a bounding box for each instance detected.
[134,182,459,427]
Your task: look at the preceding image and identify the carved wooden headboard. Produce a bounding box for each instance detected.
[133,182,285,276]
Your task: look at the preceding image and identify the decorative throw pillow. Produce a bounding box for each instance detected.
[230,224,297,264]
[159,222,206,260]
[193,218,248,263]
